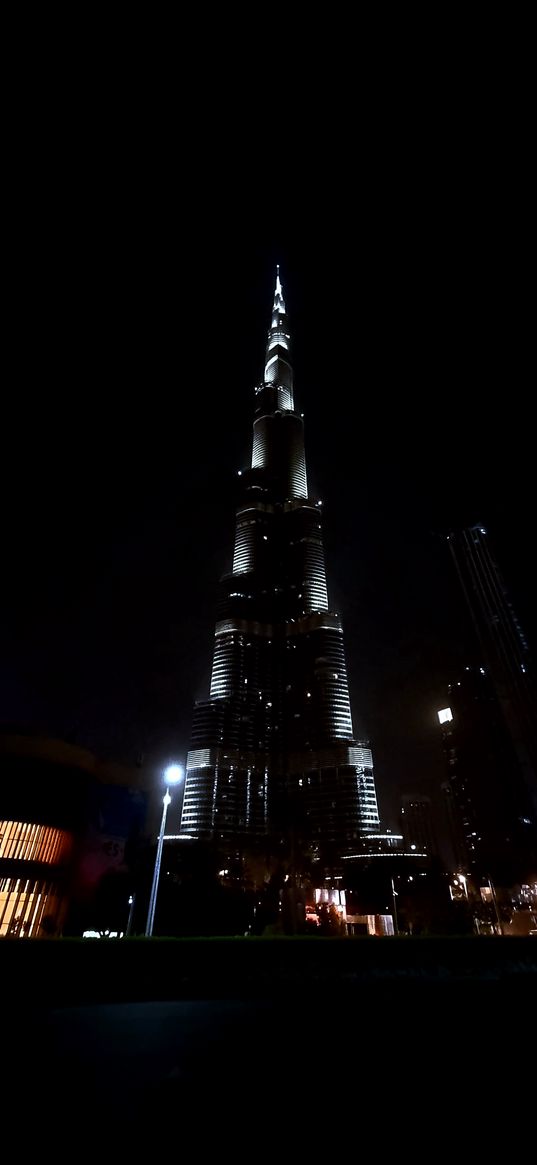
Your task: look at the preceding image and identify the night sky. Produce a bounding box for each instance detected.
[2,70,534,839]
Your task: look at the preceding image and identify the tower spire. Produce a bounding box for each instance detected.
[273,264,285,313]
[264,266,293,392]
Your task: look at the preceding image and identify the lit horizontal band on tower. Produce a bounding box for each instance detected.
[214,618,274,638]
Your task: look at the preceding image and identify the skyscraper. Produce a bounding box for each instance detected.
[437,667,536,882]
[447,525,537,823]
[400,794,437,858]
[180,271,380,861]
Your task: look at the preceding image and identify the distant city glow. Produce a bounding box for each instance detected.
[437,707,453,724]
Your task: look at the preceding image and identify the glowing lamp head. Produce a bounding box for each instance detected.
[164,764,182,785]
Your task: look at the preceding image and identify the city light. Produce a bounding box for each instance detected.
[164,764,182,785]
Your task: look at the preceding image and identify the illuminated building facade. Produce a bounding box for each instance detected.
[0,820,72,937]
[0,734,147,937]
[181,271,380,858]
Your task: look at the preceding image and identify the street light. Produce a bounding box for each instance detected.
[487,875,504,936]
[125,893,136,937]
[391,876,399,935]
[145,764,183,937]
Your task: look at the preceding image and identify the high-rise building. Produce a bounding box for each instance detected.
[447,525,537,822]
[440,779,468,872]
[437,667,537,883]
[180,271,380,860]
[400,795,437,857]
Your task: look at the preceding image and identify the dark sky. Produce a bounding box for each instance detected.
[2,59,534,835]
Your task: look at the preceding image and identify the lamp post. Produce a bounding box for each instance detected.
[391,876,399,935]
[125,893,136,937]
[488,876,504,936]
[145,764,183,937]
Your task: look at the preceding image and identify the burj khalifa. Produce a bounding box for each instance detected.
[180,271,380,860]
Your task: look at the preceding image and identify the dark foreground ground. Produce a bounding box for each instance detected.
[2,937,536,1146]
